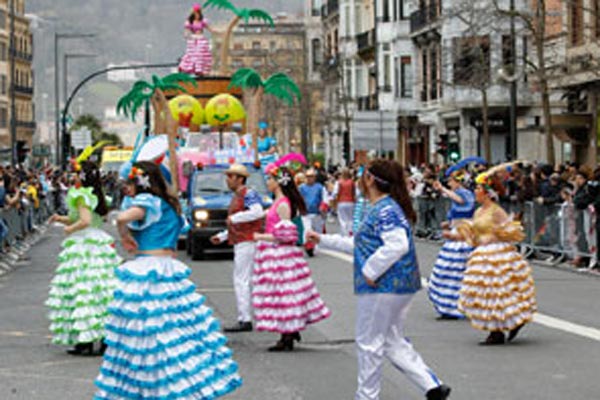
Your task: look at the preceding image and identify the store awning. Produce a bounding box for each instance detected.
[550,114,592,145]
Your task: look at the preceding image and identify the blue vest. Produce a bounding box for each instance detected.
[354,196,422,295]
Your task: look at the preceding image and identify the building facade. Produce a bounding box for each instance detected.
[548,0,600,166]
[318,0,596,166]
[212,15,321,155]
[0,0,35,161]
[0,1,34,147]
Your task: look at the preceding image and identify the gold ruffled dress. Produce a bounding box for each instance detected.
[456,203,537,332]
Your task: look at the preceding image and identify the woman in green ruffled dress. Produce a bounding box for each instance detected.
[46,161,121,355]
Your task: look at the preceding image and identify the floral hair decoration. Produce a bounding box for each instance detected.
[128,167,151,188]
[193,3,201,12]
[449,170,466,183]
[266,163,293,187]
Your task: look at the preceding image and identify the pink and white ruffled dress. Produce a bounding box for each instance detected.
[252,197,331,334]
[179,20,212,75]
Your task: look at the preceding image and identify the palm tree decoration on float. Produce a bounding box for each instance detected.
[202,0,274,75]
[117,72,197,193]
[228,67,301,161]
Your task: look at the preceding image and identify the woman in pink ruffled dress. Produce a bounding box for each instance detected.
[252,165,331,351]
[179,3,213,75]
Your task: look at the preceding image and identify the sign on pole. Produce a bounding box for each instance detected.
[351,111,397,153]
[71,127,92,150]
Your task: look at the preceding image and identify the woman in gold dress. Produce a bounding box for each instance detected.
[449,168,537,345]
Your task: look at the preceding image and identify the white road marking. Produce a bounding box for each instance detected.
[319,249,600,342]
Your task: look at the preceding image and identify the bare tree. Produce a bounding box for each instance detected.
[490,0,600,165]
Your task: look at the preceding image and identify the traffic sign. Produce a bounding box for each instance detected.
[71,127,92,149]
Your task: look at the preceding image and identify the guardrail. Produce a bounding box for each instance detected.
[0,198,54,263]
[412,196,598,268]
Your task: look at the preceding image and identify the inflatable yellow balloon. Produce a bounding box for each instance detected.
[169,94,204,127]
[205,94,246,126]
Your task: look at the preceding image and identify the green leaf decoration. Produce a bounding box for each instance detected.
[116,73,196,121]
[264,73,301,105]
[229,68,264,90]
[239,9,274,26]
[203,0,238,14]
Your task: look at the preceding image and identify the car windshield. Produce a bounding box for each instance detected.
[193,169,268,196]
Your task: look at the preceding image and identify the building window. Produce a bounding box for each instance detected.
[383,54,391,92]
[453,36,490,86]
[569,0,583,46]
[400,56,413,98]
[355,4,362,34]
[430,46,438,100]
[344,4,351,37]
[252,41,261,50]
[501,35,515,69]
[0,42,5,62]
[312,38,322,67]
[0,75,6,95]
[421,50,428,101]
[0,10,5,30]
[595,0,600,38]
[0,107,7,128]
[270,41,276,51]
[231,59,243,68]
[233,43,243,50]
[382,0,391,22]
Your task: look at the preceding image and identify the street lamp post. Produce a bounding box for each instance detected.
[9,0,16,166]
[54,32,95,165]
[509,0,517,161]
[64,53,97,103]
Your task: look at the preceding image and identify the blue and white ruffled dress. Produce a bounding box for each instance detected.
[94,193,242,399]
[428,188,475,318]
[428,232,474,318]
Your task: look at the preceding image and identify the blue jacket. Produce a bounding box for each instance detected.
[354,196,422,295]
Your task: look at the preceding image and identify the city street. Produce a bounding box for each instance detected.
[0,224,598,400]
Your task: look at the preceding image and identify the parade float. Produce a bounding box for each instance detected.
[115,1,303,258]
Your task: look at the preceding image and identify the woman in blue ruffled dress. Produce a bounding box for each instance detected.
[427,171,475,319]
[94,161,242,400]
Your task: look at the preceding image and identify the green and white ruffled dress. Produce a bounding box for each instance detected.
[46,187,121,346]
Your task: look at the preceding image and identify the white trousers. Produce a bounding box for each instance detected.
[355,293,442,400]
[338,202,355,236]
[233,241,256,323]
[306,213,325,234]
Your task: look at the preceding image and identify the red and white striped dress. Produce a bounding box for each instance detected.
[252,197,331,333]
[178,20,212,75]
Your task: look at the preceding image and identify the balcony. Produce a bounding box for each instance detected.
[357,94,379,111]
[410,3,440,34]
[356,29,376,59]
[13,85,33,96]
[9,48,33,62]
[16,120,36,130]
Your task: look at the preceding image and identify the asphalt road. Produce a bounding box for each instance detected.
[0,225,598,400]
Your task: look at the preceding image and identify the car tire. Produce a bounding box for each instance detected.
[190,236,205,261]
[186,234,192,255]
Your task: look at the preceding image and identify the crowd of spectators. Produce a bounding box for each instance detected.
[405,161,600,269]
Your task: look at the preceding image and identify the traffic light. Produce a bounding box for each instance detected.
[435,133,448,159]
[342,130,350,164]
[16,140,29,164]
[448,142,460,162]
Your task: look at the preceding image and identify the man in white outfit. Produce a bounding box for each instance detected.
[211,164,264,332]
